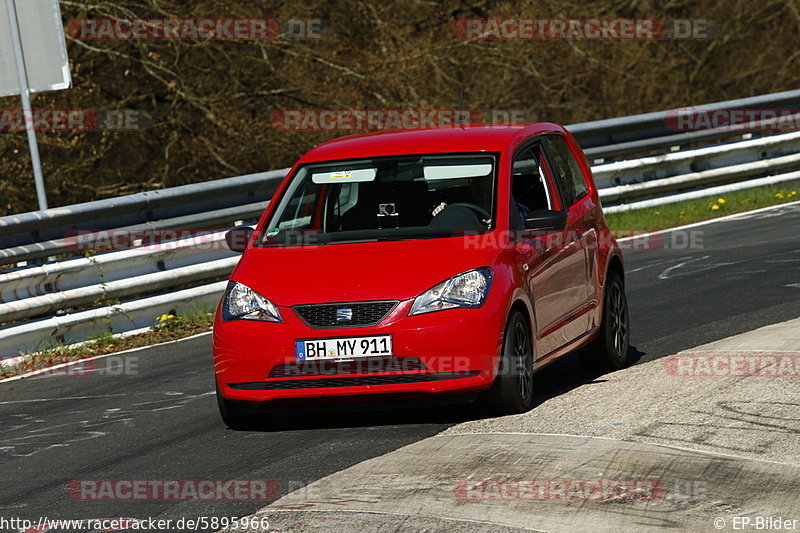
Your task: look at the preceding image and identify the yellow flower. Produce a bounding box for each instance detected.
[790,191,798,197]
[157,314,175,322]
[654,210,661,215]
[717,198,726,204]
[775,193,785,199]
[711,204,720,211]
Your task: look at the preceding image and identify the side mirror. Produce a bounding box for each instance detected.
[225,225,254,253]
[524,209,568,231]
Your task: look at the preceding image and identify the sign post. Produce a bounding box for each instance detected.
[0,0,72,211]
[4,0,47,210]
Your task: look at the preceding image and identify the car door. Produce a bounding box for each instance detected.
[539,134,594,351]
[512,139,592,359]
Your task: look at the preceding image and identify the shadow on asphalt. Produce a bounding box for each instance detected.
[533,344,646,408]
[229,345,647,433]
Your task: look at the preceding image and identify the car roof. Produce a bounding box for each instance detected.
[297,123,567,163]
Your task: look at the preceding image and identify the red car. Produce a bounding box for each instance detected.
[213,123,629,429]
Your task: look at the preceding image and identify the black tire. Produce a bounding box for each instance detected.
[580,271,630,371]
[216,381,267,430]
[485,310,535,414]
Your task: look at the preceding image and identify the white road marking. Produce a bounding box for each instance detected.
[627,256,693,274]
[658,255,709,280]
[0,394,129,405]
[656,248,800,280]
[0,390,212,405]
[0,391,215,457]
[444,431,800,467]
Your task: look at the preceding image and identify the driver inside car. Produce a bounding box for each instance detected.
[431,175,529,227]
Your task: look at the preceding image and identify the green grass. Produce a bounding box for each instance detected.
[0,304,215,379]
[604,181,800,233]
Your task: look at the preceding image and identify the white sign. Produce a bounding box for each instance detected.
[0,0,71,97]
[312,168,377,184]
[424,163,493,180]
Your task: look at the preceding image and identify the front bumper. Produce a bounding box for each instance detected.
[213,299,504,403]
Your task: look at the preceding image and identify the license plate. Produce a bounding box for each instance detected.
[295,335,392,361]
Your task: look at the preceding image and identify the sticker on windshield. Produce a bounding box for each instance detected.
[423,163,493,180]
[312,168,377,183]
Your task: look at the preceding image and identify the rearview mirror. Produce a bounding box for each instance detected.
[524,210,567,231]
[225,226,254,253]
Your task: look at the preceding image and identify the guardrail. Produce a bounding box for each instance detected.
[0,169,285,264]
[596,129,800,209]
[568,88,800,159]
[3,89,800,356]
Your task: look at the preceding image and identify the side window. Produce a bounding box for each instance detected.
[542,134,588,207]
[510,146,552,229]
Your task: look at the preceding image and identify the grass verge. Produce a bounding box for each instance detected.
[604,181,800,233]
[0,305,214,379]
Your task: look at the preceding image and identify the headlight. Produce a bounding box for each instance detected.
[409,267,493,316]
[222,281,283,322]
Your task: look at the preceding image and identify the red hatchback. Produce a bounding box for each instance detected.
[213,124,629,428]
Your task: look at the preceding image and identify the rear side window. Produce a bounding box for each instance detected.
[542,134,588,207]
[510,146,552,229]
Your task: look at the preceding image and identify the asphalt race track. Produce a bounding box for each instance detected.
[1,202,799,532]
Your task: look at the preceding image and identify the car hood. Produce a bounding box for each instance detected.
[231,237,496,306]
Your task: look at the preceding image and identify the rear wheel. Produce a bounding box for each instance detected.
[216,381,267,430]
[580,271,630,371]
[485,310,535,414]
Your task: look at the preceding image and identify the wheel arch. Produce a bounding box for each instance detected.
[606,253,625,286]
[507,298,535,356]
[508,298,533,334]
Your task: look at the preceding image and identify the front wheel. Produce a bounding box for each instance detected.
[484,310,535,414]
[580,271,630,371]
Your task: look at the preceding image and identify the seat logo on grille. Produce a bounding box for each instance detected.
[336,308,353,322]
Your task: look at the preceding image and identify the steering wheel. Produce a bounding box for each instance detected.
[445,202,492,222]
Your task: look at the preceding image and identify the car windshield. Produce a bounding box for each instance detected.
[258,153,497,246]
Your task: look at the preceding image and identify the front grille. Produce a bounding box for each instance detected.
[293,300,398,328]
[230,371,479,390]
[269,357,425,377]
